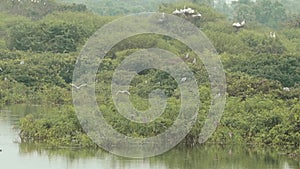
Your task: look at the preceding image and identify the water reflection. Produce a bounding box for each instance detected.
[0,105,299,169]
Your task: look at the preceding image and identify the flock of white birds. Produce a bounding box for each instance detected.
[172,6,202,18]
[171,6,248,31]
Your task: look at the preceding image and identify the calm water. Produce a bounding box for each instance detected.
[0,105,299,169]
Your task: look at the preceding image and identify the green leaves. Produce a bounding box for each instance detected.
[232,0,287,28]
[6,11,114,53]
[19,106,95,147]
[8,22,86,53]
[224,54,300,87]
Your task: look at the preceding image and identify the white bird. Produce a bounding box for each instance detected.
[172,9,181,15]
[185,7,195,14]
[116,90,130,95]
[228,132,233,139]
[20,61,24,65]
[158,12,166,23]
[232,22,241,27]
[192,13,202,18]
[70,83,87,89]
[180,77,187,82]
[241,20,245,25]
[232,20,246,29]
[192,58,196,64]
[185,53,189,59]
[269,32,276,38]
[283,87,290,92]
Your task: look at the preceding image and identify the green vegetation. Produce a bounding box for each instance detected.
[57,0,182,16]
[0,0,299,156]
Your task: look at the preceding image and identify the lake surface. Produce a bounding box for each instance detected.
[0,105,299,169]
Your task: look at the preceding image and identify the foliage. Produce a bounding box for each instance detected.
[0,49,74,104]
[0,0,88,20]
[19,106,96,147]
[285,15,300,28]
[6,12,114,53]
[0,0,298,155]
[57,0,183,16]
[223,54,300,87]
[230,0,288,29]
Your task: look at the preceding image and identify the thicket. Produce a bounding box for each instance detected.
[0,1,299,155]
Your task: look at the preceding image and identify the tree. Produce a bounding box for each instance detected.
[254,0,287,28]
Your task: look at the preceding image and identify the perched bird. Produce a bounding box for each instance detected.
[185,7,195,14]
[241,20,245,25]
[70,83,87,89]
[192,58,196,64]
[228,132,233,139]
[0,148,2,152]
[158,12,166,23]
[192,13,202,18]
[20,61,25,65]
[232,20,246,29]
[180,77,187,83]
[116,90,130,95]
[269,32,276,38]
[283,87,290,92]
[185,53,189,59]
[172,8,181,15]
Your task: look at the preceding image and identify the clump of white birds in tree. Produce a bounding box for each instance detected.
[172,6,202,18]
[13,0,46,5]
[31,0,40,3]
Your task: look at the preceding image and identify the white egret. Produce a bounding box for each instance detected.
[185,53,189,59]
[192,58,196,64]
[269,32,276,38]
[185,7,195,14]
[70,83,87,89]
[172,9,180,15]
[232,20,246,29]
[158,12,166,23]
[180,77,187,82]
[283,87,290,92]
[116,90,130,95]
[192,13,202,18]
